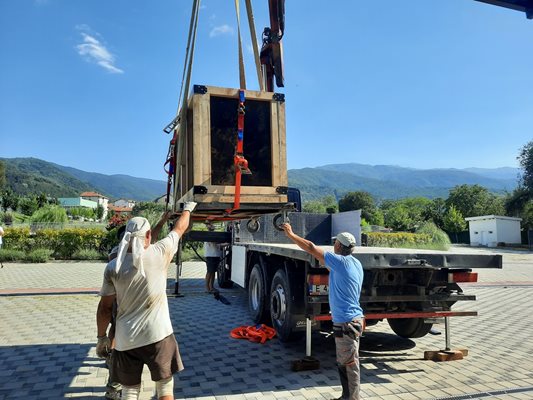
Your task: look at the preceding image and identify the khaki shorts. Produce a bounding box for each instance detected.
[112,334,184,386]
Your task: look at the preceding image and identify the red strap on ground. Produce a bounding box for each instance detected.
[230,324,277,344]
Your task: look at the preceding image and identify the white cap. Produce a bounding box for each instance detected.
[336,232,356,248]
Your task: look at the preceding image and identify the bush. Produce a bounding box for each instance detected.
[72,248,105,260]
[366,232,433,248]
[106,214,130,230]
[416,221,451,251]
[25,248,53,263]
[31,206,68,227]
[2,212,13,226]
[3,226,107,259]
[0,248,53,263]
[0,249,25,262]
[3,227,32,251]
[366,228,451,251]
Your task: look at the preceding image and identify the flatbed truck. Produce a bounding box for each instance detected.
[183,210,503,346]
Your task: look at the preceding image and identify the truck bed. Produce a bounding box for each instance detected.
[236,242,503,269]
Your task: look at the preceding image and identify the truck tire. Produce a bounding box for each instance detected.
[248,265,268,323]
[270,269,303,342]
[387,318,433,338]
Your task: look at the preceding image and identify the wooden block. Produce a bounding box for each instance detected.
[424,349,465,362]
[291,356,320,371]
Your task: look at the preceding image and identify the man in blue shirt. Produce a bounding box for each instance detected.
[282,223,364,400]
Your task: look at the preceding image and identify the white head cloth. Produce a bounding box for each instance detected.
[115,217,151,277]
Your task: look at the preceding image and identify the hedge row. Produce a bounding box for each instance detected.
[3,227,114,259]
[366,232,434,248]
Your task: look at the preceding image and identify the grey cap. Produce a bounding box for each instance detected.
[336,232,356,247]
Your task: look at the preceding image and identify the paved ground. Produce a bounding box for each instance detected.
[1,246,532,399]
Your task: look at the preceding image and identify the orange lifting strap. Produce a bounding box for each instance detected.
[230,324,276,344]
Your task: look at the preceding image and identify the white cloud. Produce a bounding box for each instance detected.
[75,28,123,74]
[209,24,233,38]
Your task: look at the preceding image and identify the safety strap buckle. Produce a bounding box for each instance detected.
[234,154,252,175]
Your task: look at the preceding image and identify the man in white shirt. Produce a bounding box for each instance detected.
[96,202,196,400]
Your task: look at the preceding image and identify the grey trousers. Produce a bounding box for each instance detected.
[334,320,362,400]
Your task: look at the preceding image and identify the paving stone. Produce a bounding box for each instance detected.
[1,252,533,399]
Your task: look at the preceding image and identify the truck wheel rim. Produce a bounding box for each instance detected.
[271,285,287,323]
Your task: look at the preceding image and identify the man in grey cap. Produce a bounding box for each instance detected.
[281,224,364,400]
[96,202,196,400]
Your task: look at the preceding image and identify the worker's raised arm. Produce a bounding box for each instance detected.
[151,210,172,243]
[281,223,325,265]
[171,202,197,237]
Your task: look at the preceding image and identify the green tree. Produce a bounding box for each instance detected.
[505,187,530,217]
[380,197,429,231]
[422,197,447,228]
[96,204,105,220]
[303,195,338,214]
[339,191,381,224]
[303,200,326,214]
[1,188,19,212]
[19,196,39,216]
[0,160,5,189]
[518,140,533,195]
[36,193,48,208]
[442,205,467,243]
[383,204,411,231]
[521,201,533,229]
[446,184,504,218]
[132,202,165,216]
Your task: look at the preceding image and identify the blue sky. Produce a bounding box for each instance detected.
[1,0,532,181]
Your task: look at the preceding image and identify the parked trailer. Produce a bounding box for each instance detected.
[184,211,502,346]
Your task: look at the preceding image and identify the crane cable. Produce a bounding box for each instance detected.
[234,0,246,90]
[237,0,264,91]
[168,0,201,211]
[244,0,265,92]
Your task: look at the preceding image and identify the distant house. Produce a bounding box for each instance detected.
[81,192,109,218]
[108,204,133,216]
[58,197,98,209]
[465,215,522,247]
[113,198,136,209]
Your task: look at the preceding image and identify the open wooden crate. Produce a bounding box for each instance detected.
[173,85,291,220]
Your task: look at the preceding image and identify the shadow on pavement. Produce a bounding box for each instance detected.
[0,343,105,399]
[169,288,426,398]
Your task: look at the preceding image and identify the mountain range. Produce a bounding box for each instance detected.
[290,163,519,201]
[0,157,520,202]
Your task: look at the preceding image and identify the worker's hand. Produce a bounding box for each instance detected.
[183,201,197,213]
[281,223,293,236]
[96,335,111,358]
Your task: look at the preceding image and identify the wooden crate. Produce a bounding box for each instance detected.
[173,85,289,219]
